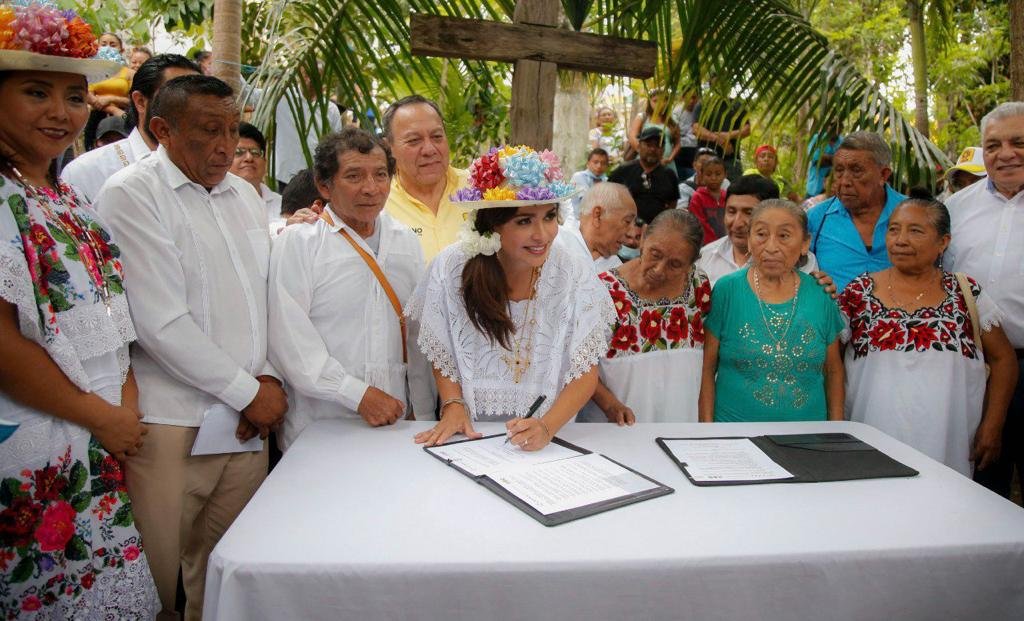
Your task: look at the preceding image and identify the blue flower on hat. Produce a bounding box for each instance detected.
[499,152,547,188]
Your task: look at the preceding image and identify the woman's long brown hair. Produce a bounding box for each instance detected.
[461,207,519,349]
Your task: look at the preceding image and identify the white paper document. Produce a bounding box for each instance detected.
[191,404,263,456]
[492,453,659,515]
[427,434,582,476]
[662,438,794,482]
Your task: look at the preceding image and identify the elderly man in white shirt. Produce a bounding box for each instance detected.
[558,182,637,273]
[698,174,818,286]
[946,101,1024,499]
[63,53,199,201]
[96,75,287,621]
[269,128,435,450]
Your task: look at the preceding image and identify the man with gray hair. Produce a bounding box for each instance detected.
[946,101,1024,499]
[558,182,637,272]
[807,131,907,290]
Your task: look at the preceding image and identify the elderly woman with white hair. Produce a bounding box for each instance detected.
[579,209,712,424]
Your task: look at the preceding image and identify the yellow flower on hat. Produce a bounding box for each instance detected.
[482,187,517,201]
[0,6,15,50]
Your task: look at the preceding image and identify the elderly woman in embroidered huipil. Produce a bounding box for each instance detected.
[0,5,158,617]
[838,198,1018,476]
[408,146,615,451]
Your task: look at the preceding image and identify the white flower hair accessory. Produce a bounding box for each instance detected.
[458,210,502,258]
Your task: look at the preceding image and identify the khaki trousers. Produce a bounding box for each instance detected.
[125,424,267,621]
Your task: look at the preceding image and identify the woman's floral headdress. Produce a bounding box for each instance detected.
[0,2,118,82]
[451,145,581,257]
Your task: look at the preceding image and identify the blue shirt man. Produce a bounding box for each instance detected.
[807,132,906,291]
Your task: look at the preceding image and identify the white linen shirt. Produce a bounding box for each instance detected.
[62,128,151,202]
[698,235,818,287]
[260,183,283,221]
[946,179,1024,347]
[96,147,276,426]
[267,208,436,450]
[555,225,621,273]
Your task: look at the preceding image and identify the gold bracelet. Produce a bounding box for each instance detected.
[440,398,466,417]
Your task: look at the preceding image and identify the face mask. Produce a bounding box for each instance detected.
[618,245,641,260]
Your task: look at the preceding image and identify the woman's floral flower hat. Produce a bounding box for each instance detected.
[452,145,581,257]
[0,1,120,82]
[451,145,580,208]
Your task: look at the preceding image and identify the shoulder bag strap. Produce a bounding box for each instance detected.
[954,272,985,360]
[321,211,407,363]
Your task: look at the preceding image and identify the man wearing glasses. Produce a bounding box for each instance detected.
[231,122,283,224]
[807,131,906,290]
[609,126,680,225]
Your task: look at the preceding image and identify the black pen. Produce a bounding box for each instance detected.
[505,395,547,445]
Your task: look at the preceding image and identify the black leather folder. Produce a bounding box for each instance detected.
[657,433,919,486]
[426,434,674,526]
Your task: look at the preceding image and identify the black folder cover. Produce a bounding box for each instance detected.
[656,433,919,486]
[426,434,674,526]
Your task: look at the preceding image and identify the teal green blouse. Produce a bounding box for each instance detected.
[705,267,843,422]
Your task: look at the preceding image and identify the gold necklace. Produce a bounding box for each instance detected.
[10,166,113,313]
[886,268,938,309]
[752,267,799,353]
[502,267,541,383]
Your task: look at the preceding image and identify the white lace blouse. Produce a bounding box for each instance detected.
[406,242,616,421]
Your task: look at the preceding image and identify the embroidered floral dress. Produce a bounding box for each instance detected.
[838,272,1002,476]
[578,267,711,422]
[0,174,158,619]
[406,242,616,421]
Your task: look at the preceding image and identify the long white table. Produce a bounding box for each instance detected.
[204,420,1024,620]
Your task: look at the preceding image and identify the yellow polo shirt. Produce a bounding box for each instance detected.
[385,167,470,261]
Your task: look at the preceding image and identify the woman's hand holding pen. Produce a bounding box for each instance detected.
[506,418,551,452]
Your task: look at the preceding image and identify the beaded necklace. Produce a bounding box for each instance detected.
[10,166,113,314]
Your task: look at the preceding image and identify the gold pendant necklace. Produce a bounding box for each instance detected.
[502,267,541,383]
[886,268,938,309]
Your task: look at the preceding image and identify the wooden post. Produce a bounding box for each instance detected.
[509,0,560,149]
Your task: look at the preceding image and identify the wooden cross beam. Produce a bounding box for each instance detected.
[410,1,657,149]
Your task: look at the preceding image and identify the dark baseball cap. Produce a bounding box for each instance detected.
[638,126,664,142]
[96,115,129,140]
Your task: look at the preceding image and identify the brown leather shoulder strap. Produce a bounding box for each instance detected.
[321,211,407,363]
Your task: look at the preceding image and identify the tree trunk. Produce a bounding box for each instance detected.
[907,0,930,137]
[212,0,243,94]
[552,73,590,174]
[1011,0,1024,100]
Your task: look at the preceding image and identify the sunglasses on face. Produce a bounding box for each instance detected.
[234,147,265,159]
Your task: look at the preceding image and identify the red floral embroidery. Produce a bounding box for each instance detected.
[609,287,632,319]
[35,501,76,552]
[665,306,689,342]
[638,308,664,341]
[0,496,41,548]
[840,273,982,360]
[611,324,639,352]
[32,466,67,503]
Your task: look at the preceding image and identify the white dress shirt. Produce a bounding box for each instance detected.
[260,183,283,222]
[946,179,1024,348]
[62,128,152,202]
[555,225,622,273]
[267,208,436,450]
[698,235,818,287]
[96,148,276,426]
[273,96,342,184]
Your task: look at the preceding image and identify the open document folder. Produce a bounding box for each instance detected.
[657,433,918,486]
[426,434,673,526]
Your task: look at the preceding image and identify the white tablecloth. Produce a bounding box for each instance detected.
[204,420,1024,621]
